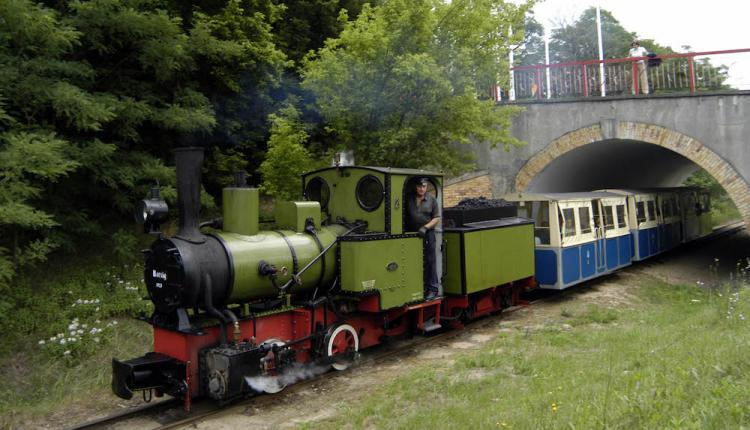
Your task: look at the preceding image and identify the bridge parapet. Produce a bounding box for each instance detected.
[495,48,750,101]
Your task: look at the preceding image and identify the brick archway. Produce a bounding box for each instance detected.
[514,121,750,228]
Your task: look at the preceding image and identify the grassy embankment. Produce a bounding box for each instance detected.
[308,278,750,429]
[0,241,154,429]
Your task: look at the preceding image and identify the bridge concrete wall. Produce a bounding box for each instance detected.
[471,93,750,227]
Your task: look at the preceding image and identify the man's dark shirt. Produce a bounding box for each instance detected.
[406,193,440,231]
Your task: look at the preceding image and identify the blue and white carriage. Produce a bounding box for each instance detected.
[505,192,632,290]
[602,190,660,261]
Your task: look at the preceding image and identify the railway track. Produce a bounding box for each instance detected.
[68,294,549,430]
[68,220,745,430]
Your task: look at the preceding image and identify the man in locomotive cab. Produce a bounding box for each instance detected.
[406,177,441,300]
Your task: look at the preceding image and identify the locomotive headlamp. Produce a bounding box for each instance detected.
[136,186,169,234]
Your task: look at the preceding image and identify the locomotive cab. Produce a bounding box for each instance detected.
[302,166,444,308]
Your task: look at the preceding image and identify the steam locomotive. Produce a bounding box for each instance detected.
[112,147,536,410]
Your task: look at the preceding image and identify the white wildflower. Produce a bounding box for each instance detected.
[38,340,45,345]
[93,337,100,343]
[63,350,71,356]
[60,339,67,345]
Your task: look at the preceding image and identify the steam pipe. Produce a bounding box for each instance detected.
[222,309,240,344]
[203,274,228,346]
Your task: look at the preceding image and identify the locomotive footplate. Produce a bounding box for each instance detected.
[112,352,187,400]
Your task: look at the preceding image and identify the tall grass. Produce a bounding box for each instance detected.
[308,280,750,429]
[0,235,154,428]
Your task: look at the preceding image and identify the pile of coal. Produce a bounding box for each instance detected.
[444,197,517,227]
[454,197,514,209]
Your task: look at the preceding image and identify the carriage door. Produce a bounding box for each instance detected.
[592,199,607,273]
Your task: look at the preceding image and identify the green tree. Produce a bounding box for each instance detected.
[0,0,92,282]
[301,0,531,174]
[516,15,545,66]
[549,8,635,62]
[273,0,371,69]
[0,0,290,284]
[259,105,316,201]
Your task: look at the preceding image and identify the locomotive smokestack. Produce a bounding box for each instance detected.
[174,147,205,243]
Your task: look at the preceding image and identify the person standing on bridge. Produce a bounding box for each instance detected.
[629,40,649,95]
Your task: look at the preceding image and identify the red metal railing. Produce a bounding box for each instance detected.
[495,48,750,101]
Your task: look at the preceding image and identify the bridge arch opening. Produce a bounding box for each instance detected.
[514,122,750,228]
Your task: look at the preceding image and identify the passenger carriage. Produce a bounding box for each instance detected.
[655,190,682,252]
[675,187,713,241]
[504,192,632,290]
[604,190,661,261]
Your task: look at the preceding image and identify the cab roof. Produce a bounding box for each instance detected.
[504,191,624,202]
[303,165,443,178]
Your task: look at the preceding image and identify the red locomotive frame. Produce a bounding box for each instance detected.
[149,277,533,410]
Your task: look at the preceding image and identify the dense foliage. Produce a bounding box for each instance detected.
[1,0,534,290]
[0,0,288,289]
[300,0,530,173]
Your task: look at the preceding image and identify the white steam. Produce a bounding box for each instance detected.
[245,362,331,393]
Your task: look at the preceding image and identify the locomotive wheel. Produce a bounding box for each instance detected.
[325,324,359,371]
[259,338,287,393]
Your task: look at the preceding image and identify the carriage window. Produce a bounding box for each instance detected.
[534,201,550,245]
[356,175,384,212]
[578,207,592,234]
[616,205,627,228]
[646,201,656,221]
[519,201,550,245]
[603,206,615,230]
[561,208,576,237]
[636,202,646,224]
[592,202,601,228]
[304,176,330,210]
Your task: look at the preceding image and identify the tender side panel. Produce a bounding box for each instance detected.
[443,232,463,295]
[449,222,535,295]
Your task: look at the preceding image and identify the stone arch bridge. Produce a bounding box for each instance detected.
[470,92,750,227]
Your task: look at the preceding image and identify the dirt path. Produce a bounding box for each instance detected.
[182,230,749,429]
